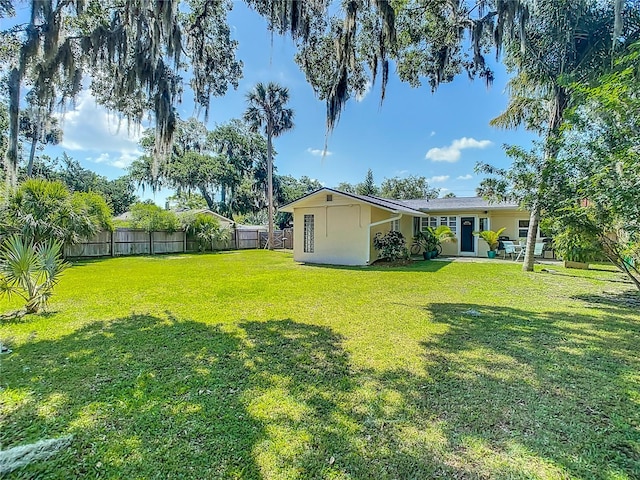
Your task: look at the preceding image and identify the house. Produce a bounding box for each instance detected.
[400,197,534,257]
[175,209,236,229]
[278,188,427,265]
[279,188,538,265]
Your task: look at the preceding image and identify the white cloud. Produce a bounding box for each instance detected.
[457,174,474,180]
[56,90,144,169]
[425,137,492,162]
[88,151,140,169]
[307,147,333,157]
[430,131,436,137]
[428,175,450,183]
[440,188,449,192]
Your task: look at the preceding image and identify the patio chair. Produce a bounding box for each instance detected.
[502,241,516,260]
[515,242,545,261]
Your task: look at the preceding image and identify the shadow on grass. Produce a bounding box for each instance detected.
[304,259,450,273]
[2,308,639,478]
[405,303,640,478]
[572,290,640,310]
[2,315,263,478]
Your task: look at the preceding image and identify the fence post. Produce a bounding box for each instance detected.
[150,231,154,255]
[183,231,187,253]
[234,227,238,250]
[110,230,115,257]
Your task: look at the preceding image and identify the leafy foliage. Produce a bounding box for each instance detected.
[1,179,113,245]
[25,153,137,216]
[474,228,506,251]
[373,230,408,261]
[380,175,439,199]
[129,201,180,233]
[181,213,230,252]
[0,234,68,313]
[244,82,294,250]
[414,225,456,252]
[131,117,268,217]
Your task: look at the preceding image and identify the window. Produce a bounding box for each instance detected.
[448,216,457,234]
[390,219,399,232]
[518,219,529,239]
[422,216,456,234]
[479,217,489,232]
[326,194,333,202]
[304,214,314,253]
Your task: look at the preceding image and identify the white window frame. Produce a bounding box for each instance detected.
[517,218,541,240]
[422,216,457,234]
[390,219,399,232]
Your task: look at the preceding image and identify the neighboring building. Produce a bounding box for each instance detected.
[280,188,538,265]
[175,209,236,229]
[278,188,427,265]
[114,208,236,229]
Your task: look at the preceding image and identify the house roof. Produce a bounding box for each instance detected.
[398,197,520,212]
[279,188,427,216]
[176,208,235,224]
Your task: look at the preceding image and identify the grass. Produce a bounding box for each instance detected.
[0,250,639,479]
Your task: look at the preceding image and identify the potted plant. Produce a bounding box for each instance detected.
[473,227,505,258]
[430,225,456,258]
[411,226,456,259]
[411,231,433,259]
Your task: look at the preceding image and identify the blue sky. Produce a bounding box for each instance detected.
[9,2,536,203]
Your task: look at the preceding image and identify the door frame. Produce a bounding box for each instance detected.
[458,216,478,256]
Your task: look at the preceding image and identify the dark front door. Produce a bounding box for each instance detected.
[460,217,475,253]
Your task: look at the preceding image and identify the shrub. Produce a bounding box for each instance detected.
[129,201,180,233]
[0,234,68,313]
[181,213,230,252]
[373,231,408,261]
[1,179,113,245]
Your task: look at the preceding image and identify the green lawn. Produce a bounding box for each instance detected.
[1,250,639,479]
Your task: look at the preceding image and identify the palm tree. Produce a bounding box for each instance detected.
[243,82,294,250]
[489,0,636,272]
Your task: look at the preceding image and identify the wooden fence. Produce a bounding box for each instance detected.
[64,227,292,258]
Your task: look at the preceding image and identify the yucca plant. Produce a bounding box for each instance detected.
[0,235,68,314]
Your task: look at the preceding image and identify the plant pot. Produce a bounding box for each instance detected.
[430,250,439,259]
[487,251,497,259]
[423,251,430,260]
[565,260,589,269]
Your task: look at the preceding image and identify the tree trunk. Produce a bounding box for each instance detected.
[522,88,567,272]
[199,186,215,210]
[5,67,21,188]
[27,126,39,177]
[267,123,274,251]
[521,202,540,271]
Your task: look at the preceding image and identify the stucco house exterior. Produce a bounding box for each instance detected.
[279,188,427,265]
[400,197,535,257]
[280,188,539,265]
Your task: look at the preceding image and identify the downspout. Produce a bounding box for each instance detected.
[367,214,402,264]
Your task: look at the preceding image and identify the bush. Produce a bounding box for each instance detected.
[181,213,230,252]
[1,179,113,245]
[129,201,180,233]
[0,234,68,313]
[373,231,408,261]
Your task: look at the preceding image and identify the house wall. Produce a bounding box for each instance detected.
[291,199,372,265]
[421,209,535,257]
[367,209,415,263]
